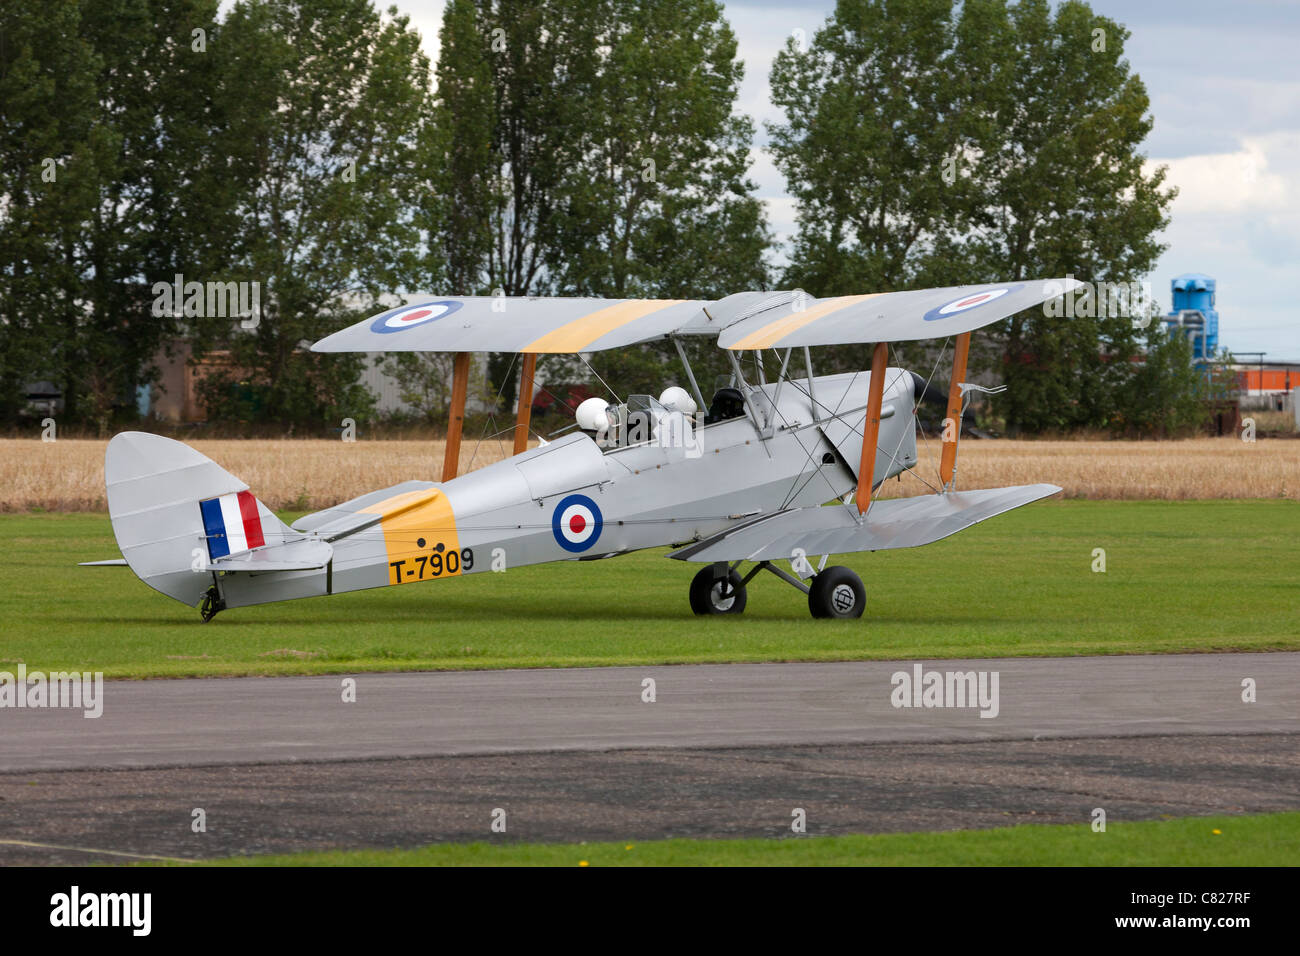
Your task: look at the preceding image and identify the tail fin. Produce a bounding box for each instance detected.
[105,432,295,607]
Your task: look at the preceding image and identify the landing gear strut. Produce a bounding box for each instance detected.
[686,560,865,619]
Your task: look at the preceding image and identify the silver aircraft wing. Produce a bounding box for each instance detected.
[310,281,1079,354]
[666,484,1062,562]
[718,279,1084,349]
[312,297,709,354]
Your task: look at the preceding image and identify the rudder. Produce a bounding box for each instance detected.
[105,431,293,607]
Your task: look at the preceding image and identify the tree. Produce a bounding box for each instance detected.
[191,0,434,429]
[545,0,768,300]
[425,0,770,411]
[769,0,983,297]
[973,0,1176,433]
[79,0,231,434]
[546,0,771,399]
[768,0,1179,433]
[1,0,222,432]
[423,0,601,411]
[0,0,105,422]
[423,0,496,297]
[1115,325,1207,436]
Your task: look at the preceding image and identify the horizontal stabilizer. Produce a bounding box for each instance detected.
[290,480,438,541]
[211,538,333,572]
[78,558,129,567]
[667,484,1062,562]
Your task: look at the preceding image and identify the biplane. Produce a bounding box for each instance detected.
[88,280,1078,620]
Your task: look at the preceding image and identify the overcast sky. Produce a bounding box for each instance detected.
[399,0,1298,359]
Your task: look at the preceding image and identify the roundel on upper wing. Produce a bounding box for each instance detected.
[923,285,1022,322]
[370,300,463,334]
[552,493,603,553]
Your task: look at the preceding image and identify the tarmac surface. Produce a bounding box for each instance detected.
[1,654,1296,863]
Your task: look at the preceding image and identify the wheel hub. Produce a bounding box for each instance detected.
[830,583,856,614]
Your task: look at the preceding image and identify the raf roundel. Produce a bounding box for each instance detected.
[552,493,603,553]
[370,300,463,334]
[923,284,1022,322]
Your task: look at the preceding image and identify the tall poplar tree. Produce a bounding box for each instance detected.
[769,0,1178,433]
[425,0,770,407]
[1,0,221,431]
[193,0,433,427]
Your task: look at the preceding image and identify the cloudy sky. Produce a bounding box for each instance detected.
[400,0,1298,359]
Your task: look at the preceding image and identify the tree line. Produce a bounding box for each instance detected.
[1,0,1207,436]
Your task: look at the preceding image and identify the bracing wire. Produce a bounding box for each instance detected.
[466,351,519,472]
[578,353,623,406]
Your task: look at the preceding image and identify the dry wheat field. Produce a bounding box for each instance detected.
[3,435,1296,512]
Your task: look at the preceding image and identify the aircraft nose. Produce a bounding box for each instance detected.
[908,370,945,408]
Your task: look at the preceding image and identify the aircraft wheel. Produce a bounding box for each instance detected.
[689,567,747,615]
[808,566,865,619]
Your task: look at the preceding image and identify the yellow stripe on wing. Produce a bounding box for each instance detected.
[522,299,686,353]
[726,293,882,350]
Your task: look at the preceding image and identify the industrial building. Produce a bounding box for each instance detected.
[1162,272,1297,419]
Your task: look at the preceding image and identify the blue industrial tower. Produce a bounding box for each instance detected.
[1163,273,1218,362]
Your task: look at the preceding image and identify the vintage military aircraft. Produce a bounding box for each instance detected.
[89,280,1078,620]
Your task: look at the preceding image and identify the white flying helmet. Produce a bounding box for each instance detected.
[658,386,698,417]
[575,396,611,432]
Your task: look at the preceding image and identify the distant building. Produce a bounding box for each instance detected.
[1162,273,1219,362]
[143,342,513,422]
[1234,362,1299,412]
[23,381,63,417]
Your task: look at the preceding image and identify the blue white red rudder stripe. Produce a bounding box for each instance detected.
[200,491,266,559]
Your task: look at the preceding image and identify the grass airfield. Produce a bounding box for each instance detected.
[0,499,1295,678]
[2,497,1296,868]
[192,812,1300,867]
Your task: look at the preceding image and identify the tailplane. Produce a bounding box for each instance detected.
[103,432,298,611]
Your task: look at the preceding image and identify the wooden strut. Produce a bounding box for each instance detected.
[855,342,890,516]
[514,352,537,456]
[939,331,971,490]
[441,351,471,482]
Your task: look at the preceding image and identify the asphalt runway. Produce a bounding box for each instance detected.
[1,654,1296,863]
[2,653,1296,771]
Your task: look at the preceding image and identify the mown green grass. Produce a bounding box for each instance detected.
[1,500,1295,679]
[193,812,1300,866]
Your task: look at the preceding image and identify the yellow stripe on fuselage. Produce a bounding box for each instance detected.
[522,300,686,353]
[362,488,463,586]
[726,293,882,350]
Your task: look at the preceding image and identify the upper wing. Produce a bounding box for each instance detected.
[309,282,1078,354]
[312,296,709,354]
[718,279,1083,349]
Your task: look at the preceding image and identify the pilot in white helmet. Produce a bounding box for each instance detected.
[656,386,700,454]
[658,386,698,417]
[575,396,613,443]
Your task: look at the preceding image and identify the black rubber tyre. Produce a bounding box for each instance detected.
[689,567,748,615]
[808,566,865,619]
